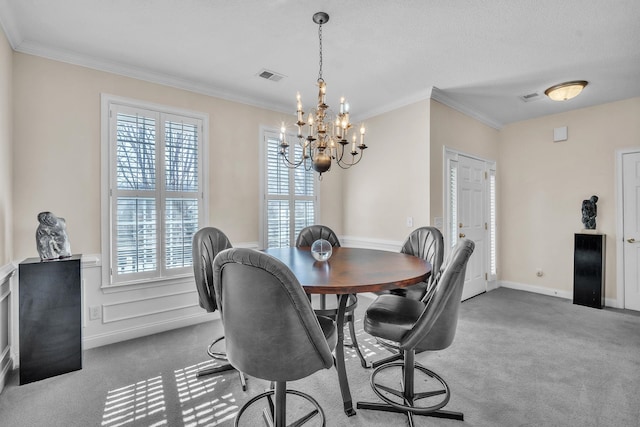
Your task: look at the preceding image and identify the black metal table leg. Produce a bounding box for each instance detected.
[335,293,356,416]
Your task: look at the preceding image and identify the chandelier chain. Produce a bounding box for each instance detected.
[318,22,323,81]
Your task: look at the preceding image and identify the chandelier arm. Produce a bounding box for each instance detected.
[335,153,362,169]
[280,153,305,169]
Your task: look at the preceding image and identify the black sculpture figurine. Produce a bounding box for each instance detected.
[581,195,599,230]
[36,211,72,260]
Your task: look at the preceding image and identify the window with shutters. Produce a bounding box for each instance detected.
[102,96,207,286]
[261,129,318,248]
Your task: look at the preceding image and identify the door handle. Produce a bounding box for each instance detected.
[628,238,637,243]
[459,233,466,238]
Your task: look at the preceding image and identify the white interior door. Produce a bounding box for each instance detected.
[623,152,640,310]
[457,155,487,300]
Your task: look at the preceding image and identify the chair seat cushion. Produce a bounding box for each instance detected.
[363,295,425,343]
[317,315,337,352]
[388,281,428,300]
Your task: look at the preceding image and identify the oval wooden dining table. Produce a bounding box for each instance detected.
[264,246,431,417]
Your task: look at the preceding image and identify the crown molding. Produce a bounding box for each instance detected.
[0,1,22,49]
[430,87,503,130]
[14,39,291,115]
[356,88,433,121]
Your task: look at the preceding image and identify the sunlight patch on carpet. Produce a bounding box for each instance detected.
[175,363,238,426]
[101,375,167,427]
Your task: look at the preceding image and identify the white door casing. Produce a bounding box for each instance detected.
[622,151,640,310]
[445,149,496,301]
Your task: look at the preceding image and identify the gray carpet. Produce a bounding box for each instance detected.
[1,287,639,427]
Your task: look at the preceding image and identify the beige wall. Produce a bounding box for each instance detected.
[429,100,500,225]
[11,53,343,261]
[499,97,640,299]
[343,100,430,242]
[0,28,11,265]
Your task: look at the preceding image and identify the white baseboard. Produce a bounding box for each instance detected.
[499,280,572,300]
[82,311,218,350]
[340,235,403,252]
[498,280,619,308]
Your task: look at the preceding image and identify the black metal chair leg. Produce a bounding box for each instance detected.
[197,362,236,377]
[346,311,371,368]
[235,382,325,427]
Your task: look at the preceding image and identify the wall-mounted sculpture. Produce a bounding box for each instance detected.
[581,195,599,230]
[36,211,72,260]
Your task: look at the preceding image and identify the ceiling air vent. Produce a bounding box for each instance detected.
[257,69,285,82]
[520,92,541,103]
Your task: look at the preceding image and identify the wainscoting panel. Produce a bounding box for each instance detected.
[0,262,16,394]
[80,255,217,350]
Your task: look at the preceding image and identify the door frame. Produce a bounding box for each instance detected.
[615,147,640,309]
[443,147,497,293]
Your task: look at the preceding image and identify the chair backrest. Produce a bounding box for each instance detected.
[400,226,444,287]
[192,227,232,313]
[295,225,341,247]
[400,239,475,352]
[213,248,334,382]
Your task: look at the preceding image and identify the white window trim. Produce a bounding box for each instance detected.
[100,94,209,288]
[258,126,320,249]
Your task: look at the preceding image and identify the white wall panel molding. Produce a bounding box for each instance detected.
[340,236,403,252]
[0,262,16,284]
[102,289,200,324]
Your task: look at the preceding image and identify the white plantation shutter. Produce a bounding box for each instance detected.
[108,101,205,285]
[264,131,317,248]
[448,159,458,249]
[489,168,497,277]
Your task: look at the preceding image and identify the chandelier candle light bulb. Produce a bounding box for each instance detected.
[277,11,368,178]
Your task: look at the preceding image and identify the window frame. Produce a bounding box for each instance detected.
[101,94,209,288]
[259,127,319,249]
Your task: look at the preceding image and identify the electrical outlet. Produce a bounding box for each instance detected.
[406,216,413,228]
[89,305,101,320]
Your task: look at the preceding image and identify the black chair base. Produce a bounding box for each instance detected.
[357,401,463,426]
[357,353,463,425]
[235,382,325,427]
[197,335,247,391]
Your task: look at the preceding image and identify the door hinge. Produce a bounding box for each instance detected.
[484,171,488,179]
[485,222,488,230]
[485,272,488,280]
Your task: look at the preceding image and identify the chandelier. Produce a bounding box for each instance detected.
[279,12,367,178]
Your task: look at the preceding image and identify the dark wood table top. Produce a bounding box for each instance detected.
[264,246,431,294]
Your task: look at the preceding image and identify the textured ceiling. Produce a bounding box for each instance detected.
[1,0,639,128]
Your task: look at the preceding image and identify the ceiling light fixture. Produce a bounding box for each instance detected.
[278,12,367,178]
[544,80,588,101]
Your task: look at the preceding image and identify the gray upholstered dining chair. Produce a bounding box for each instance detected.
[295,225,369,368]
[357,239,475,425]
[192,227,246,389]
[295,224,341,248]
[213,248,337,427]
[372,226,445,367]
[384,226,444,300]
